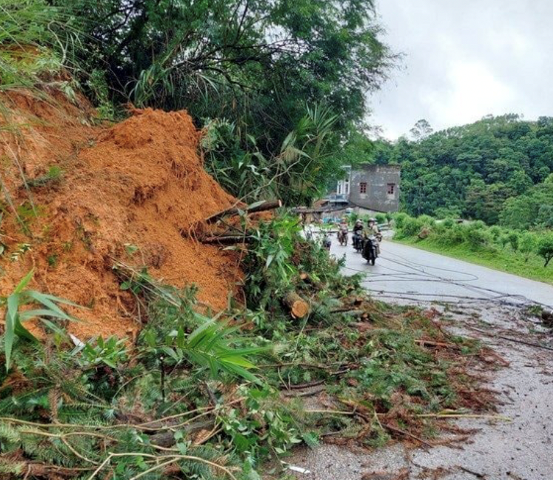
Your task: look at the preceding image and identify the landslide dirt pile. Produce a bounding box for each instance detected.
[0,92,242,339]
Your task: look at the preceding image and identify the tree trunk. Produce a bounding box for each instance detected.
[201,235,252,244]
[283,291,310,319]
[206,199,282,223]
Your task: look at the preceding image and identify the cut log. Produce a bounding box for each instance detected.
[206,199,282,223]
[298,272,323,289]
[284,291,310,318]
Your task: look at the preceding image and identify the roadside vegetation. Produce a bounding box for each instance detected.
[393,213,553,284]
[0,0,395,205]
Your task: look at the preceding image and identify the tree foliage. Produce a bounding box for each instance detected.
[537,234,553,267]
[46,0,394,203]
[373,115,553,224]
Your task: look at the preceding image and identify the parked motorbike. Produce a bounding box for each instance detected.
[362,235,379,265]
[337,226,348,246]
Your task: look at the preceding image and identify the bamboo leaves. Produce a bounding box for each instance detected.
[144,313,265,385]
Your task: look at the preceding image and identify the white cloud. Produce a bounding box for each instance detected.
[422,61,516,126]
[369,0,553,139]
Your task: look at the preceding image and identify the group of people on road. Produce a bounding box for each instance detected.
[300,215,382,258]
[350,217,381,254]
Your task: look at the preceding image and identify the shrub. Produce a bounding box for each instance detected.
[520,232,537,262]
[401,216,424,237]
[470,220,487,230]
[432,222,447,235]
[437,223,465,246]
[464,227,491,251]
[442,218,455,229]
[393,212,409,229]
[508,232,519,251]
[375,213,387,224]
[489,225,502,240]
[417,215,435,228]
[434,207,461,219]
[0,270,79,371]
[498,234,510,248]
[537,234,553,267]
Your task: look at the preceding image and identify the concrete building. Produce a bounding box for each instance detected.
[333,164,400,213]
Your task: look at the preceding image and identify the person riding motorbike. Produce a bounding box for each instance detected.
[352,219,364,250]
[365,218,382,254]
[337,217,348,245]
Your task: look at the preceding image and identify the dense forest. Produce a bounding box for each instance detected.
[372,115,553,227]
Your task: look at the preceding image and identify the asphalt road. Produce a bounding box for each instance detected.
[331,236,553,308]
[287,234,553,480]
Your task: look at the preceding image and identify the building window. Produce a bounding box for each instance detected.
[387,183,395,195]
[359,182,367,194]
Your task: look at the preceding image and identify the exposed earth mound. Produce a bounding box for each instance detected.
[0,92,242,339]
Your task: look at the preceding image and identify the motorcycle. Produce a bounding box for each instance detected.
[352,232,363,252]
[337,226,348,246]
[322,234,332,251]
[362,235,379,265]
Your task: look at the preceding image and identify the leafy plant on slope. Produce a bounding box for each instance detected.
[0,269,79,370]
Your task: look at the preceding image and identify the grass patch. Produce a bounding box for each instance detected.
[394,236,553,285]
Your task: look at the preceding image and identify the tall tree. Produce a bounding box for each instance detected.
[409,119,433,140]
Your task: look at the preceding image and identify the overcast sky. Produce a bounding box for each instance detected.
[370,0,553,139]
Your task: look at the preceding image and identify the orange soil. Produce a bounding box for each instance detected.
[0,91,242,340]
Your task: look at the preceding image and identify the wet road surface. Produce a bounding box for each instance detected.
[332,237,553,308]
[283,234,553,480]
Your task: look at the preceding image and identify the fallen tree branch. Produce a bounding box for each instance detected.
[286,379,325,390]
[201,235,252,244]
[0,461,93,478]
[148,419,215,447]
[283,291,310,318]
[382,423,434,449]
[206,199,282,223]
[282,385,326,397]
[415,339,458,349]
[417,413,511,421]
[468,327,553,352]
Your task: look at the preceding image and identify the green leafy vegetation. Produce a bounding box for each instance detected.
[0,0,397,205]
[0,269,79,370]
[372,115,553,224]
[393,213,553,283]
[0,217,496,479]
[0,0,67,92]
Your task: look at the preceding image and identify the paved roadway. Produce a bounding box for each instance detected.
[289,232,553,480]
[330,236,553,308]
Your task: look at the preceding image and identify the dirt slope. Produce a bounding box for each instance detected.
[0,92,242,340]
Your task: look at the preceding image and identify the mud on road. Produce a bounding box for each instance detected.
[283,239,553,480]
